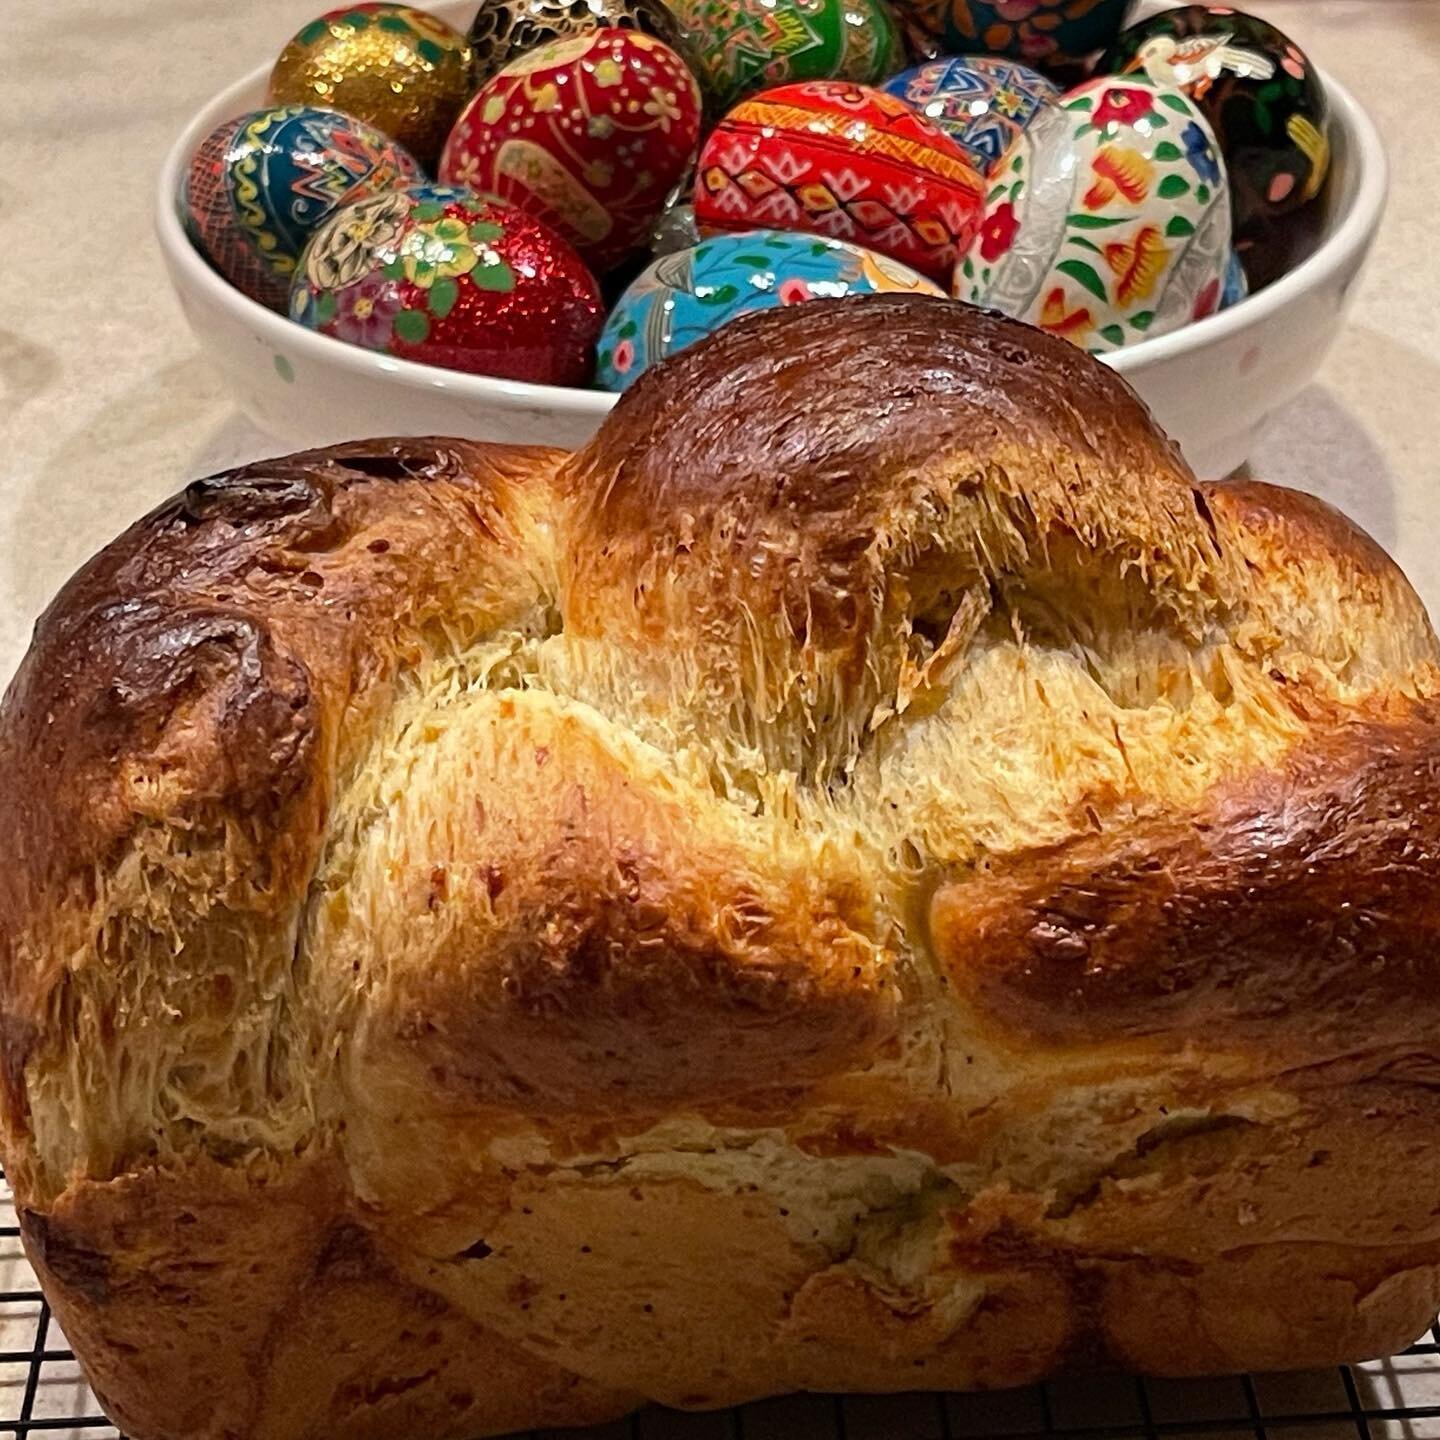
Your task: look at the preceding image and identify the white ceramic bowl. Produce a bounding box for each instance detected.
[156,15,1386,478]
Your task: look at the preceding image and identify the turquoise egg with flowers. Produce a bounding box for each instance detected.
[597,229,942,391]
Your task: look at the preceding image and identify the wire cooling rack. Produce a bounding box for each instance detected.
[3,1163,1439,1440]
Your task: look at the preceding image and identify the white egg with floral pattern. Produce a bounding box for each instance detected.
[955,75,1233,355]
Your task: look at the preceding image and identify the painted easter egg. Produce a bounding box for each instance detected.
[439,29,702,274]
[885,57,1061,178]
[1100,6,1330,242]
[956,77,1232,354]
[888,0,1130,68]
[181,105,422,312]
[597,229,943,389]
[650,200,701,257]
[668,0,902,115]
[467,0,692,91]
[289,183,604,384]
[694,81,986,285]
[1236,196,1324,292]
[269,4,472,170]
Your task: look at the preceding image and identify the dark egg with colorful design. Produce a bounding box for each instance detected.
[439,28,703,273]
[1100,5,1330,241]
[182,105,422,311]
[467,0,692,91]
[289,183,604,384]
[887,0,1130,68]
[694,80,985,285]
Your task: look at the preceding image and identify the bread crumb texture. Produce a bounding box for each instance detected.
[3,300,1440,1438]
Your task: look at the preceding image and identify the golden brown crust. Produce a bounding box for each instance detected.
[3,298,1440,1437]
[554,298,1237,792]
[0,437,552,888]
[27,1162,634,1440]
[0,437,560,1188]
[340,690,897,1115]
[563,295,1195,546]
[931,703,1440,1052]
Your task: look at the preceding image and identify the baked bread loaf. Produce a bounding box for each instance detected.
[3,296,1440,1440]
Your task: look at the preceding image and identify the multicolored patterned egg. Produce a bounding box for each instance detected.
[1099,6,1330,239]
[289,183,604,384]
[668,0,902,115]
[598,229,942,389]
[181,105,421,312]
[888,0,1130,68]
[956,77,1233,354]
[694,81,986,285]
[467,0,692,91]
[885,57,1060,178]
[439,29,702,274]
[269,4,472,169]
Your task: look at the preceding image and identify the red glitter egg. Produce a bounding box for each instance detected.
[438,27,702,273]
[289,183,604,385]
[693,80,986,285]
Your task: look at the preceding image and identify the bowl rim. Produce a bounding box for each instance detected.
[155,51,1388,405]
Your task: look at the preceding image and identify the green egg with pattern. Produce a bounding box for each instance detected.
[669,0,903,114]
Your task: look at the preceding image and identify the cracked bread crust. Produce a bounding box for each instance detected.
[3,298,1440,1438]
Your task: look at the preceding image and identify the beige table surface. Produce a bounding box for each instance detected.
[0,0,1437,692]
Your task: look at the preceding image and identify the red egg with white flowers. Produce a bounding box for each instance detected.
[693,80,986,286]
[439,27,702,273]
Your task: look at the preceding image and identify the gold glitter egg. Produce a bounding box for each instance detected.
[269,4,472,170]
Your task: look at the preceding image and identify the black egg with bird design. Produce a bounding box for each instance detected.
[1100,5,1330,247]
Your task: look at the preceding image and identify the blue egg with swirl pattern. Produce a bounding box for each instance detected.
[885,56,1061,180]
[182,104,423,310]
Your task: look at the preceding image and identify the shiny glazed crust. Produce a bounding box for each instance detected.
[3,297,1440,1439]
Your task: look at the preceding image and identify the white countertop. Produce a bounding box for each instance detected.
[1,0,1436,689]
